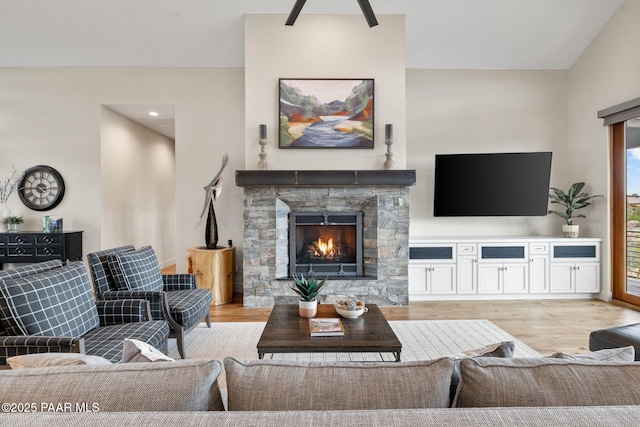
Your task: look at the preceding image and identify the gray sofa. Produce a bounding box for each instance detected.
[1,351,640,426]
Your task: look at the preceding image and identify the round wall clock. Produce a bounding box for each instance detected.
[18,165,66,211]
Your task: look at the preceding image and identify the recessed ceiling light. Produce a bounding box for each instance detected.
[149,111,159,117]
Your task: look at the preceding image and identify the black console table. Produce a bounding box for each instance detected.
[0,231,83,270]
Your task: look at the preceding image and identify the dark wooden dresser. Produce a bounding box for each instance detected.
[0,231,83,269]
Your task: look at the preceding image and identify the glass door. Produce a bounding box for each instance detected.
[626,118,640,298]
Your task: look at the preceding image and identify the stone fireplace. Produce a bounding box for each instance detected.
[236,170,416,307]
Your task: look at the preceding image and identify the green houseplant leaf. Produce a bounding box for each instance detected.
[289,273,327,302]
[548,182,602,225]
[2,215,23,225]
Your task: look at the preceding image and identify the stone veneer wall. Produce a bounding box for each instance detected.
[242,185,411,307]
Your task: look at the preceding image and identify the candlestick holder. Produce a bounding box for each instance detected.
[384,124,394,170]
[258,124,268,170]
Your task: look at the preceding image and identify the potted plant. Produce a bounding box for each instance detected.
[548,182,603,238]
[289,273,327,318]
[0,166,24,232]
[2,215,24,232]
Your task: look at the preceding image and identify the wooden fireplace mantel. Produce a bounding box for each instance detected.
[235,170,416,187]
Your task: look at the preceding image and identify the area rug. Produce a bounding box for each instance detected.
[167,319,540,362]
[167,320,539,393]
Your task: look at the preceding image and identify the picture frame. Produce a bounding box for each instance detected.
[279,78,374,149]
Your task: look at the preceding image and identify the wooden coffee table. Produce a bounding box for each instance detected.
[257,304,402,361]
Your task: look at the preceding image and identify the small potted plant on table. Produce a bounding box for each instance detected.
[548,182,602,238]
[2,215,24,232]
[289,273,327,318]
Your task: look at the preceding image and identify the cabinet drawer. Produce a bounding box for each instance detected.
[409,246,454,261]
[480,245,526,260]
[529,242,549,254]
[36,246,62,256]
[457,244,477,255]
[7,246,35,257]
[7,235,35,245]
[551,244,599,261]
[36,234,63,245]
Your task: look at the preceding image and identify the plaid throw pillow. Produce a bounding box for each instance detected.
[0,260,65,336]
[0,261,99,337]
[107,246,164,292]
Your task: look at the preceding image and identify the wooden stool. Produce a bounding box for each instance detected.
[186,246,235,305]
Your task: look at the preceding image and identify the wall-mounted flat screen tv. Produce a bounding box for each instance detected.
[433,152,552,217]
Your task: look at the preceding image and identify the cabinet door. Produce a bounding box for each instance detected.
[574,263,600,293]
[431,264,456,294]
[502,264,528,293]
[477,265,502,294]
[408,266,429,293]
[550,264,574,293]
[529,256,549,293]
[457,256,477,294]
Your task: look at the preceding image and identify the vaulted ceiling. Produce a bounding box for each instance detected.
[2,0,624,139]
[0,0,624,70]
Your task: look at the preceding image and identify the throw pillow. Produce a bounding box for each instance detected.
[0,261,100,337]
[447,341,515,403]
[224,356,455,411]
[0,260,67,336]
[106,246,164,292]
[454,357,640,407]
[7,353,112,369]
[121,338,175,363]
[548,345,635,362]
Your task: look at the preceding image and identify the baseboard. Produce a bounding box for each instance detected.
[158,259,176,270]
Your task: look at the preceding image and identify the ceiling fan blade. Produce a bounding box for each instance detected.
[356,0,378,27]
[285,0,307,26]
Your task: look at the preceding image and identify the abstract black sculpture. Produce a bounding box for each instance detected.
[195,153,228,249]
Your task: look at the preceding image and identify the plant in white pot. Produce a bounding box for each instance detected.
[289,273,327,318]
[2,215,24,232]
[548,182,603,238]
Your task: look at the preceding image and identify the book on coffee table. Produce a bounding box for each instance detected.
[309,318,345,337]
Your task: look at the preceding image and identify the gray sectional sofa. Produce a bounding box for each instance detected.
[1,351,640,426]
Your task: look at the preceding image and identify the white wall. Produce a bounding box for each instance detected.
[244,14,406,170]
[3,3,640,298]
[0,67,245,274]
[100,106,176,268]
[568,0,640,300]
[406,69,569,237]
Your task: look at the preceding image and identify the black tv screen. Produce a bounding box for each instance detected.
[433,152,552,217]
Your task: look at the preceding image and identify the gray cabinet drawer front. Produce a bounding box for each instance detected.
[36,235,62,245]
[553,245,597,258]
[481,246,525,259]
[8,235,35,245]
[410,247,453,260]
[8,247,34,256]
[36,246,62,256]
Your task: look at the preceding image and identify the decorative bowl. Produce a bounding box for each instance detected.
[334,305,368,319]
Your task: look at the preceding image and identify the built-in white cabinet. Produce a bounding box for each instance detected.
[529,242,550,293]
[477,243,529,294]
[409,237,600,301]
[478,264,529,294]
[549,241,600,293]
[408,245,456,295]
[457,243,477,294]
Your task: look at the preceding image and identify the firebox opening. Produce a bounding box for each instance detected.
[289,212,363,277]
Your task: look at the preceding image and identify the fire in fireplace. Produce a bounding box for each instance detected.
[289,212,363,277]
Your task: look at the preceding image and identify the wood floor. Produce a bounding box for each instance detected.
[165,263,640,356]
[207,296,640,356]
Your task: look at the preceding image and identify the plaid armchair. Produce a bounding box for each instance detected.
[0,261,169,364]
[88,246,212,359]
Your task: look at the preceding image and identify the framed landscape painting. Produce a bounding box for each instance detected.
[279,78,374,149]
